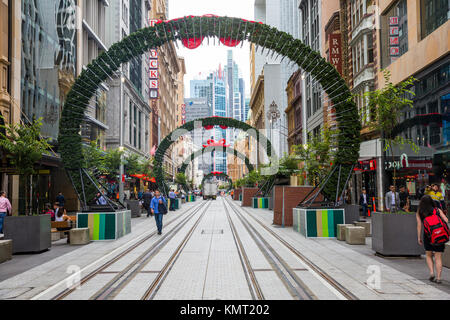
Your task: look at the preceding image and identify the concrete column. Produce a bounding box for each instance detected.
[363,33,368,66]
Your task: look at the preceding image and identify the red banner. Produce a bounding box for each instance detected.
[329,34,342,75]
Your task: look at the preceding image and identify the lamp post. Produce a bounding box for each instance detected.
[119,71,125,203]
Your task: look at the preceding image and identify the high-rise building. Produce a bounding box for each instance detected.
[1,0,21,213]
[105,0,152,160]
[251,0,300,160]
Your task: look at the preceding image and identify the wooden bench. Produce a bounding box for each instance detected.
[51,216,77,242]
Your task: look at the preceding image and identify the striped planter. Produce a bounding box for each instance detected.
[252,197,269,209]
[77,210,131,241]
[293,208,344,238]
[186,195,196,202]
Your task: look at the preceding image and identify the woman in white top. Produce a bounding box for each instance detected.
[55,206,69,222]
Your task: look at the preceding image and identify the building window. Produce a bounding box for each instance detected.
[122,1,128,27]
[420,0,449,39]
[430,123,441,145]
[380,0,408,68]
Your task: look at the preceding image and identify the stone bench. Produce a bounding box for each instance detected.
[345,226,366,245]
[0,240,12,264]
[354,220,371,237]
[443,243,450,269]
[337,224,354,241]
[69,228,90,245]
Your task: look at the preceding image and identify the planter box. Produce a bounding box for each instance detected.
[273,186,318,226]
[344,204,361,225]
[252,197,269,209]
[186,195,196,202]
[77,210,131,241]
[241,188,259,207]
[371,212,425,256]
[4,215,51,253]
[293,208,344,238]
[233,189,242,201]
[126,200,141,218]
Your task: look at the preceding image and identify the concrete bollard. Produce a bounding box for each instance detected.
[0,240,13,263]
[443,243,450,269]
[337,224,354,241]
[51,232,61,242]
[69,228,90,245]
[354,221,371,237]
[345,226,366,245]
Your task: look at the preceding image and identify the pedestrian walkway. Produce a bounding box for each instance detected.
[0,197,449,300]
[241,202,450,299]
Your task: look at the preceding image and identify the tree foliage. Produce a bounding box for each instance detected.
[0,117,51,176]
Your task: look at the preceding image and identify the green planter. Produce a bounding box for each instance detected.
[293,208,345,238]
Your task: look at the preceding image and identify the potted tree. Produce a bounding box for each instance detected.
[0,117,52,253]
[364,70,421,256]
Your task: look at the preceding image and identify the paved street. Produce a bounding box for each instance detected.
[0,197,449,300]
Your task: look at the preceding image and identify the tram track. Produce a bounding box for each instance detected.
[225,197,358,300]
[224,199,315,300]
[51,200,210,300]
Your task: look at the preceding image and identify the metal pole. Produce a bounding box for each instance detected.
[119,70,124,203]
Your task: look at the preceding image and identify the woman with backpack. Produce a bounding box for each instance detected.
[416,195,449,284]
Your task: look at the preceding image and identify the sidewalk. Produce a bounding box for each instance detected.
[241,202,450,299]
[0,202,197,300]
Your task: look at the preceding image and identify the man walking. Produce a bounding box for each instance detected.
[169,189,176,211]
[150,190,167,235]
[399,185,410,211]
[385,185,400,212]
[359,188,369,217]
[0,191,12,234]
[56,192,65,207]
[142,189,153,217]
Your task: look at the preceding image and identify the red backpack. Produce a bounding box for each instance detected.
[423,209,450,245]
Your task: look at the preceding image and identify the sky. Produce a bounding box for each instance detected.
[168,0,255,98]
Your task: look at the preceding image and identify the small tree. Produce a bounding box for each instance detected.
[364,70,417,194]
[175,172,187,186]
[0,117,51,215]
[124,153,143,175]
[103,148,124,177]
[292,126,335,186]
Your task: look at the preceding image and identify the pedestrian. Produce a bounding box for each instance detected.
[416,195,449,284]
[399,186,410,212]
[142,189,153,217]
[95,192,108,205]
[55,205,69,222]
[169,189,176,211]
[56,191,65,207]
[0,191,12,234]
[385,185,400,212]
[138,190,143,201]
[43,203,55,221]
[150,189,167,235]
[359,188,369,217]
[426,184,445,211]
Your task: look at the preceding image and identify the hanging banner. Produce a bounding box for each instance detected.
[328,34,342,76]
[149,20,159,99]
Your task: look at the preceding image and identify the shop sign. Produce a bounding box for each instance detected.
[389,16,399,61]
[328,34,342,76]
[149,21,159,99]
[385,153,408,170]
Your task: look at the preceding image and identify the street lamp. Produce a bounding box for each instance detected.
[119,70,125,203]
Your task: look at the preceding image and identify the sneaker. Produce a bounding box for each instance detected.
[158,231,161,235]
[429,275,435,282]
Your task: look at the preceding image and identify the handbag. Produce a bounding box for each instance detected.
[158,200,168,215]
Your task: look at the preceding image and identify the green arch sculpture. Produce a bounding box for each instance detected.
[179,146,254,175]
[59,15,360,201]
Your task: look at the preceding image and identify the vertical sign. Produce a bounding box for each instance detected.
[149,19,159,99]
[389,16,399,63]
[328,34,342,76]
[181,104,186,124]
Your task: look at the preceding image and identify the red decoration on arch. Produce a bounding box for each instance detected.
[220,37,241,47]
[203,139,230,148]
[219,125,228,129]
[203,125,214,130]
[211,171,223,175]
[182,37,205,49]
